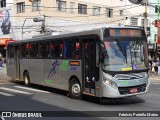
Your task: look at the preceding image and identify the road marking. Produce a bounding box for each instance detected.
[151,82,160,84]
[148,93,160,96]
[0,115,5,120]
[0,87,33,95]
[0,92,14,96]
[0,83,13,85]
[14,86,51,93]
[151,81,160,83]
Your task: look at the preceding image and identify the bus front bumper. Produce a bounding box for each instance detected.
[101,81,150,98]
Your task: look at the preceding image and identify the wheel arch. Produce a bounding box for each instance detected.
[23,70,29,79]
[68,75,81,88]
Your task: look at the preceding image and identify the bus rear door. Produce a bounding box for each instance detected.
[14,45,20,80]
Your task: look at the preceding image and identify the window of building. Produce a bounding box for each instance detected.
[29,43,38,58]
[141,19,144,27]
[106,8,113,18]
[0,0,6,8]
[32,0,41,11]
[130,18,138,26]
[21,43,29,58]
[39,41,49,58]
[50,40,63,58]
[120,10,123,16]
[56,0,66,12]
[17,2,25,13]
[154,34,157,42]
[78,4,87,14]
[64,38,80,59]
[70,2,74,13]
[93,6,100,16]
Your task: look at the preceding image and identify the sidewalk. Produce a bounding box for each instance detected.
[150,75,160,81]
[0,63,11,82]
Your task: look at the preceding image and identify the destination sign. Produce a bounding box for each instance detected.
[108,29,143,37]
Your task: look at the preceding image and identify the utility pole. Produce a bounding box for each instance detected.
[41,15,46,33]
[128,0,148,35]
[144,0,148,36]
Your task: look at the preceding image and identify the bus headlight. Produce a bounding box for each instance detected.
[103,77,117,88]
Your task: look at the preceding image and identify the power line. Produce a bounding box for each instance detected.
[11,14,141,29]
[9,4,142,22]
[3,2,138,9]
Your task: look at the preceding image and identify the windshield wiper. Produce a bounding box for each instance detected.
[115,39,127,63]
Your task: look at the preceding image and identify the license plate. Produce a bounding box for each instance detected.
[130,88,137,93]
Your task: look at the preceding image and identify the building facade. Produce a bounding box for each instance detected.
[12,0,128,40]
[0,0,13,58]
[0,0,151,41]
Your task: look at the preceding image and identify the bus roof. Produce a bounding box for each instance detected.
[8,27,144,45]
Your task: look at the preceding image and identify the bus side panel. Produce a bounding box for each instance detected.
[19,59,25,81]
[43,59,62,89]
[7,58,15,79]
[24,59,44,85]
[60,60,82,90]
[43,59,82,91]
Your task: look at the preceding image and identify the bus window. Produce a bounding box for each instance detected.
[29,43,38,58]
[50,41,55,57]
[50,40,63,58]
[21,43,29,58]
[64,39,80,59]
[64,39,72,58]
[39,41,49,58]
[7,44,14,58]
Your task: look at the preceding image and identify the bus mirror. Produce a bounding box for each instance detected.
[141,57,144,62]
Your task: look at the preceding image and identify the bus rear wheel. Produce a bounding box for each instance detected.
[69,79,82,99]
[24,72,30,87]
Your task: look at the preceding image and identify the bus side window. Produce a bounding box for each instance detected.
[74,40,80,58]
[58,42,63,57]
[30,43,38,58]
[64,39,72,58]
[53,40,63,58]
[8,45,14,58]
[21,43,29,58]
[39,41,49,58]
[50,41,55,58]
[64,39,80,59]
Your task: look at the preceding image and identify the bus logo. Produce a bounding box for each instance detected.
[48,60,59,78]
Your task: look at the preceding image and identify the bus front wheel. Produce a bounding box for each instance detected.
[24,72,30,87]
[69,79,82,99]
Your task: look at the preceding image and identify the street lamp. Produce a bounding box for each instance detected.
[22,18,32,40]
[33,15,45,33]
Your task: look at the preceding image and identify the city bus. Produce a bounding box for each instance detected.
[6,27,150,99]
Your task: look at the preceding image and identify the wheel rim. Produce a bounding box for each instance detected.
[24,76,29,85]
[72,83,80,96]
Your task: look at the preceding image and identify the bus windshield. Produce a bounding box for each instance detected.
[102,39,148,71]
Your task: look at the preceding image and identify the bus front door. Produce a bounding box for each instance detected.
[82,38,97,95]
[14,45,20,80]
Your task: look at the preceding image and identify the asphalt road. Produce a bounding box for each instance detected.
[0,64,160,120]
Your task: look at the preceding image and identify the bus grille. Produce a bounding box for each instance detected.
[118,84,146,95]
[114,73,145,80]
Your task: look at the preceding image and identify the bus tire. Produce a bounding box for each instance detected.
[24,72,30,87]
[69,79,82,99]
